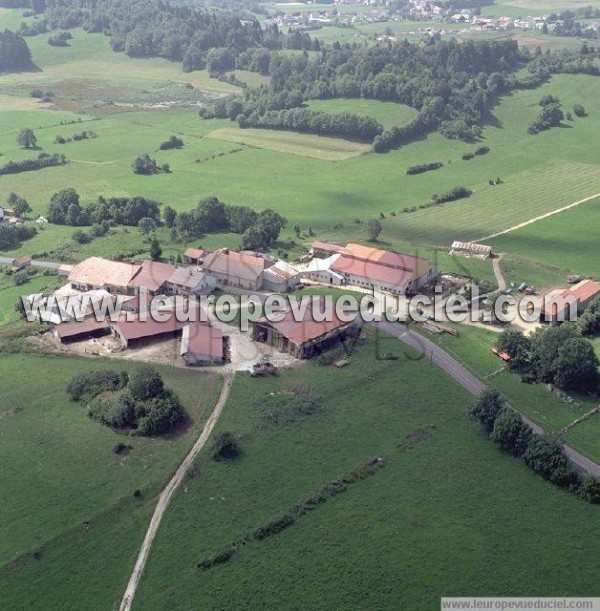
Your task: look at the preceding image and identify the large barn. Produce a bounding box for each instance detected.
[68,257,140,294]
[252,297,360,359]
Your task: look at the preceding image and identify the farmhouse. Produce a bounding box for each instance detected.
[180,323,226,365]
[203,248,266,291]
[449,241,494,259]
[261,260,301,292]
[129,260,176,295]
[541,279,600,325]
[166,267,216,295]
[252,296,360,359]
[183,247,210,266]
[327,243,437,295]
[51,317,111,343]
[68,257,139,293]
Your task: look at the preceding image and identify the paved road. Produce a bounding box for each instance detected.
[118,373,234,611]
[0,256,63,270]
[375,320,600,477]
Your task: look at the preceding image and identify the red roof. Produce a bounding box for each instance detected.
[53,317,110,339]
[311,241,347,254]
[330,255,414,288]
[129,260,176,293]
[112,315,188,341]
[204,249,265,282]
[184,247,207,261]
[568,280,600,303]
[181,323,224,359]
[256,296,352,347]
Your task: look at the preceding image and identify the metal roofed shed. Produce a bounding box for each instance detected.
[449,241,494,259]
[51,318,111,343]
[180,323,227,365]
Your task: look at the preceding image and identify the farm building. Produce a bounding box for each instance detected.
[129,260,176,295]
[541,279,600,325]
[449,241,494,259]
[299,254,344,285]
[184,247,210,266]
[166,267,216,295]
[203,248,266,291]
[261,260,301,292]
[180,323,227,365]
[68,257,140,294]
[51,318,111,343]
[12,256,31,271]
[110,315,189,349]
[329,243,437,295]
[252,296,360,359]
[310,241,346,259]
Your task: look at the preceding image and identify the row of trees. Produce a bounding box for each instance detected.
[173,197,287,251]
[469,389,600,502]
[0,153,66,176]
[0,224,37,250]
[238,108,383,141]
[406,162,443,175]
[47,188,162,227]
[496,324,599,393]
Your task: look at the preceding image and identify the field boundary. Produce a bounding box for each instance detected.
[118,372,233,611]
[475,191,600,242]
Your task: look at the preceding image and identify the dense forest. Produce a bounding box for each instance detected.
[0,29,32,72]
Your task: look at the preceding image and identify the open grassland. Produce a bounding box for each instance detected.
[491,196,600,279]
[306,98,418,129]
[427,324,600,461]
[206,125,372,160]
[127,333,600,610]
[0,353,222,606]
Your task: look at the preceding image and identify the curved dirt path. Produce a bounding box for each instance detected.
[118,372,234,611]
[475,191,600,243]
[375,321,600,477]
[492,255,507,292]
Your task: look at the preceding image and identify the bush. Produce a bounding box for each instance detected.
[474,146,490,156]
[212,431,240,460]
[406,161,443,175]
[66,369,129,402]
[72,229,91,244]
[523,434,579,489]
[579,476,600,503]
[573,104,587,118]
[462,152,475,160]
[159,135,184,150]
[490,409,532,456]
[468,388,504,435]
[128,365,164,401]
[132,154,159,175]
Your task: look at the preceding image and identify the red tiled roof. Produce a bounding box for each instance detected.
[181,323,224,359]
[257,297,352,347]
[204,249,265,282]
[330,255,414,288]
[311,241,347,254]
[68,257,139,289]
[112,315,188,341]
[53,317,111,339]
[129,260,176,293]
[568,279,600,303]
[184,247,207,260]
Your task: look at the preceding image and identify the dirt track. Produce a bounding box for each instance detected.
[118,373,234,611]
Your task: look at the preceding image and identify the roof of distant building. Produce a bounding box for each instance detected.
[129,260,176,293]
[203,249,265,282]
[68,257,140,289]
[180,323,224,359]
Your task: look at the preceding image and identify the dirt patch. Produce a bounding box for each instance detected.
[398,425,438,450]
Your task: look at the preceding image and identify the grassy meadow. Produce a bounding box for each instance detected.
[0,353,223,608]
[128,333,600,610]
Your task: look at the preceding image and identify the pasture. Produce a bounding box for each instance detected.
[128,332,600,610]
[305,98,418,129]
[0,353,222,607]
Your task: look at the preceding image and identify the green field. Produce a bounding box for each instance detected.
[0,354,223,608]
[306,98,418,129]
[125,333,600,610]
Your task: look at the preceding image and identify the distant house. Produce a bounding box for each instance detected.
[180,323,227,365]
[252,296,360,359]
[166,267,216,296]
[183,247,210,266]
[128,260,176,296]
[68,257,140,293]
[261,260,301,293]
[12,256,31,271]
[203,248,266,292]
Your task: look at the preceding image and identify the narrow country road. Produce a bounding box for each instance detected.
[492,255,506,292]
[118,372,234,611]
[0,255,63,270]
[375,321,600,477]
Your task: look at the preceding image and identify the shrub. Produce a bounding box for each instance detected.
[128,365,164,401]
[468,388,504,435]
[462,152,475,160]
[212,431,240,460]
[490,409,532,456]
[579,476,600,503]
[474,145,490,156]
[573,104,586,118]
[66,369,128,402]
[406,161,443,175]
[523,434,579,489]
[113,442,132,454]
[159,135,184,150]
[72,229,91,244]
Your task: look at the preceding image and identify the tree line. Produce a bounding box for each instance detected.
[0,153,66,176]
[0,29,32,73]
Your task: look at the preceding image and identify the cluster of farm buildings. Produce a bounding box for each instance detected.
[36,242,438,366]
